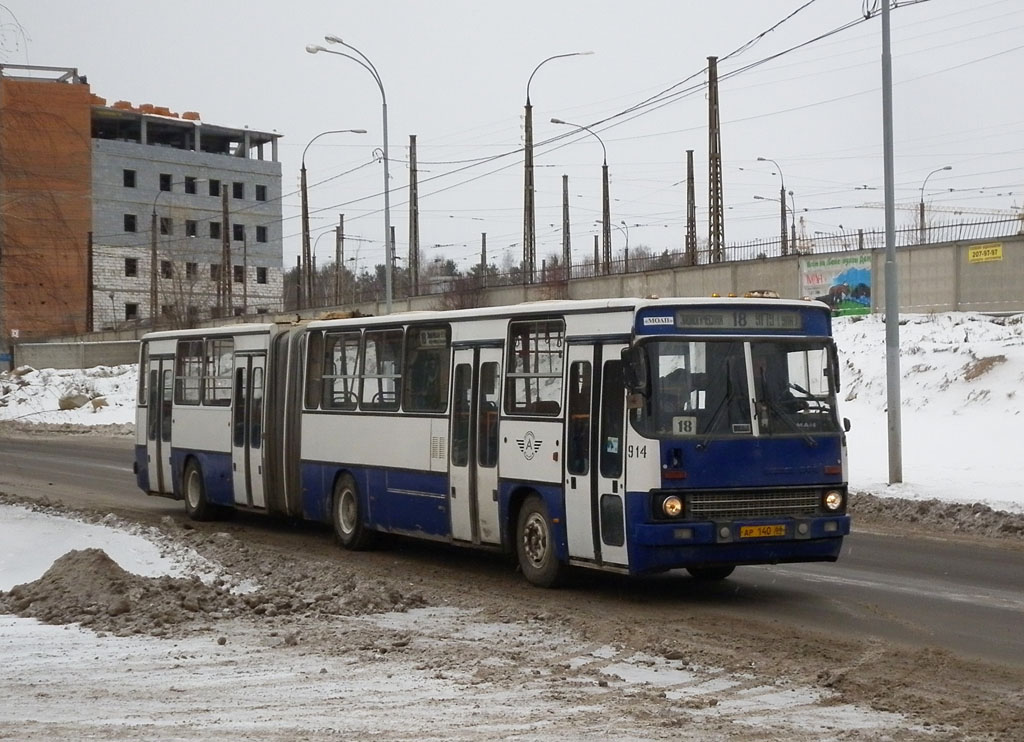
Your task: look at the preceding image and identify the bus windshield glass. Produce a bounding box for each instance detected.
[629,338,840,438]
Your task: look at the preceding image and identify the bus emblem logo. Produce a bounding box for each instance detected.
[517,432,542,460]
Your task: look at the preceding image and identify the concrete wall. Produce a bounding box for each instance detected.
[15,340,138,370]
[12,234,1022,370]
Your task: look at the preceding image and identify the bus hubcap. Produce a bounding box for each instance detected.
[522,512,548,567]
[339,490,356,534]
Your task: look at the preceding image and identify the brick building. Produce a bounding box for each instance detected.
[0,64,283,361]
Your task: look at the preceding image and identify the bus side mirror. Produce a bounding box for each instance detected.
[829,343,841,392]
[843,417,851,432]
[621,346,649,397]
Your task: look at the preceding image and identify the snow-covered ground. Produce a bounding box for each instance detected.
[1,311,1020,739]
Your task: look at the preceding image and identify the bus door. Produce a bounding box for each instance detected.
[146,356,173,495]
[563,343,629,567]
[449,346,502,544]
[231,353,267,509]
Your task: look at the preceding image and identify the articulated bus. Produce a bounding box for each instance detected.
[135,297,851,586]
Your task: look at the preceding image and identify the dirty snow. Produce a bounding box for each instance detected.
[0,311,1021,739]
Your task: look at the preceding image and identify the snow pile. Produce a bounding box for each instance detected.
[834,313,1024,512]
[0,364,136,425]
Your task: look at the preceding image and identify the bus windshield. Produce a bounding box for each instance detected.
[629,338,840,438]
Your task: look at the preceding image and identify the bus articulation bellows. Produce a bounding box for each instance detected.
[135,297,851,587]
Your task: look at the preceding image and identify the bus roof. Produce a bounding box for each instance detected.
[139,297,832,340]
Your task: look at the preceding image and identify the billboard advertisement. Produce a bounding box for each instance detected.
[799,254,871,316]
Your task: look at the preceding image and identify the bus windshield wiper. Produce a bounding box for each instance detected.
[696,359,735,451]
[758,367,816,446]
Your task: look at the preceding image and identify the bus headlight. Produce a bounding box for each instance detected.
[823,490,844,511]
[662,495,683,517]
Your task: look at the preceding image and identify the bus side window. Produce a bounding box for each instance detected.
[599,360,625,480]
[567,360,591,475]
[304,331,324,410]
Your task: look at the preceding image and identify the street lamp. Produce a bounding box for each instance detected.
[307,37,393,314]
[919,165,952,244]
[552,117,611,274]
[522,51,593,284]
[788,190,797,250]
[300,128,366,310]
[757,156,789,256]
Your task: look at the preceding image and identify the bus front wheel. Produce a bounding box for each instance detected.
[183,459,213,521]
[332,474,376,550]
[686,565,735,581]
[516,495,565,588]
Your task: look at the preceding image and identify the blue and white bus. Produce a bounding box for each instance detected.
[135,297,851,586]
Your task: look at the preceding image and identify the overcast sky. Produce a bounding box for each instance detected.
[4,1,1022,273]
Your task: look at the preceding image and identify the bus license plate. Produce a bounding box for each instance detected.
[740,524,786,539]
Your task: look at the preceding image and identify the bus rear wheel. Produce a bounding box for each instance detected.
[686,565,735,581]
[516,495,565,588]
[183,459,213,521]
[332,474,376,550]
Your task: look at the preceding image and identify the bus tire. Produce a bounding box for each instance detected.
[516,495,565,588]
[183,459,213,521]
[686,565,735,581]
[332,474,375,550]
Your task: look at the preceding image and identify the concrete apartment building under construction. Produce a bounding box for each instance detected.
[0,64,283,362]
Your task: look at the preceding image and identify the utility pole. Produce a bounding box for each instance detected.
[242,230,248,315]
[220,188,231,316]
[881,0,903,483]
[593,235,599,274]
[408,134,420,296]
[150,210,159,324]
[480,232,487,288]
[707,56,725,262]
[685,149,697,266]
[335,214,344,306]
[561,174,571,278]
[522,97,536,285]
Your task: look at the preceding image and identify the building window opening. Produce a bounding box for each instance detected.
[185,262,197,279]
[210,222,221,240]
[184,176,197,194]
[232,182,244,199]
[185,220,198,237]
[256,267,268,284]
[159,173,172,192]
[125,303,139,321]
[233,265,244,283]
[255,184,267,202]
[123,169,136,188]
[233,224,245,242]
[161,260,173,279]
[256,225,268,243]
[124,214,137,233]
[124,257,138,277]
[208,179,221,197]
[159,217,173,236]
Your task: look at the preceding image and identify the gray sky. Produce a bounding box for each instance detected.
[5,0,1022,273]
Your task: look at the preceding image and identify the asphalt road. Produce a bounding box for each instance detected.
[2,433,1022,668]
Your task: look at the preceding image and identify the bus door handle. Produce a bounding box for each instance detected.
[570,476,577,489]
[451,486,456,498]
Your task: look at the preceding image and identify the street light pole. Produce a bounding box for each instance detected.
[918,165,952,244]
[308,38,393,314]
[757,156,788,256]
[300,128,366,310]
[523,51,592,284]
[552,117,610,274]
[788,190,797,251]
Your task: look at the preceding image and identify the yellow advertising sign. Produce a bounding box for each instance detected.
[968,243,1003,263]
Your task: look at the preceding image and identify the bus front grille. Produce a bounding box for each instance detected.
[687,489,822,519]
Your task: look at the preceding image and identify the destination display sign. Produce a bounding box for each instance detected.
[674,309,802,330]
